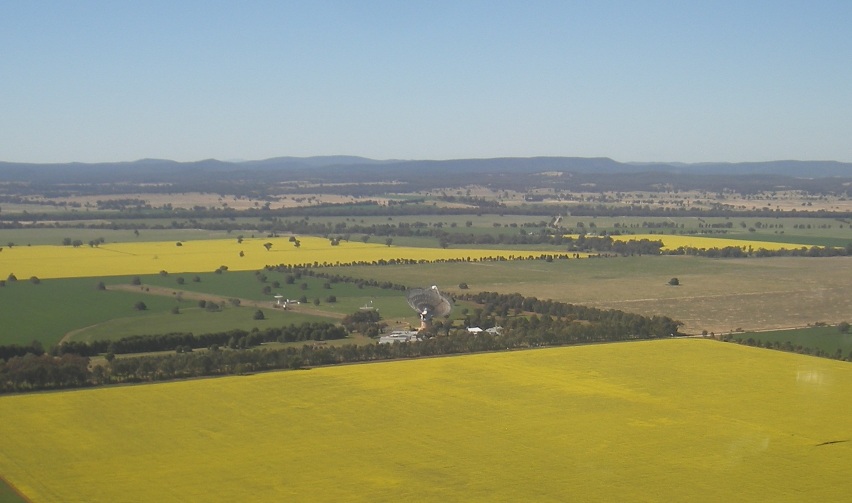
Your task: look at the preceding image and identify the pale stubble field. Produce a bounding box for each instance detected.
[329,255,852,335]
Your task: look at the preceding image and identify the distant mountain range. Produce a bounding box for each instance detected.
[0,156,850,184]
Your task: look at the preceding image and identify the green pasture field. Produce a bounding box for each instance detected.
[562,215,852,245]
[732,326,852,357]
[0,278,189,347]
[1,339,850,502]
[722,233,852,248]
[326,255,852,336]
[0,479,25,503]
[67,306,326,343]
[127,271,417,320]
[0,271,425,347]
[0,227,242,246]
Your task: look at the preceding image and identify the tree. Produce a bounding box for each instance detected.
[96,281,106,290]
[134,301,148,311]
[458,282,469,289]
[668,277,680,286]
[385,238,393,247]
[263,242,273,251]
[839,322,851,334]
[131,276,142,285]
[253,309,265,320]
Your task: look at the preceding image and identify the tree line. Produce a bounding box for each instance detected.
[1,290,682,393]
[52,322,347,357]
[665,244,852,258]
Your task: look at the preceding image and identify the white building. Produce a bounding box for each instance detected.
[379,331,421,344]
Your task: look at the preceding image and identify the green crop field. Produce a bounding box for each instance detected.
[67,306,326,343]
[0,339,850,502]
[0,278,191,347]
[0,272,421,347]
[0,479,26,503]
[732,326,852,357]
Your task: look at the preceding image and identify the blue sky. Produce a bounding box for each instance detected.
[2,1,851,163]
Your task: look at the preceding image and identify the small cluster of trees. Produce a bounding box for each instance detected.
[61,236,105,247]
[0,340,44,361]
[0,353,91,392]
[341,310,385,337]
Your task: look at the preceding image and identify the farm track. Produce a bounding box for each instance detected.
[107,284,346,320]
[58,284,346,345]
[596,286,838,305]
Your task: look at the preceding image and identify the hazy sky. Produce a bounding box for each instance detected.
[2,1,851,164]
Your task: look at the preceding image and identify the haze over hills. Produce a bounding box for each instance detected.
[0,157,850,196]
[1,156,850,178]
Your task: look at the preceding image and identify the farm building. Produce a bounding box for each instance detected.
[379,331,421,344]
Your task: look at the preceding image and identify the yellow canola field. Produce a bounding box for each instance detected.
[613,233,809,251]
[1,339,851,502]
[0,237,554,280]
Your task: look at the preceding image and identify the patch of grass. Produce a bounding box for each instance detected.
[722,233,852,248]
[0,271,424,347]
[68,306,331,343]
[732,325,852,357]
[0,478,27,503]
[1,340,851,502]
[0,278,187,347]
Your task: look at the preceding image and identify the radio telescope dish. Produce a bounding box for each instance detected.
[406,285,452,330]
